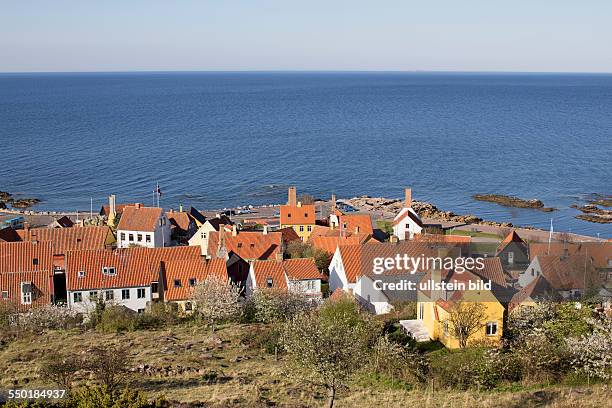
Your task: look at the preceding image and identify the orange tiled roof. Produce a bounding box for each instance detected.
[496,231,526,254]
[0,241,54,311]
[166,211,193,232]
[392,208,424,227]
[251,260,288,289]
[534,254,596,290]
[117,206,163,232]
[17,226,111,254]
[338,214,373,236]
[283,258,321,280]
[208,230,282,260]
[163,258,227,301]
[468,257,507,288]
[278,227,301,245]
[65,246,201,291]
[100,203,136,217]
[529,242,611,270]
[310,235,363,254]
[509,275,554,311]
[280,204,315,225]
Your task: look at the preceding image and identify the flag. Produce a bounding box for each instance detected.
[156,183,162,196]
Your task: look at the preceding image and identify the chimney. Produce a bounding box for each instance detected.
[355,226,360,234]
[135,203,142,209]
[232,224,238,237]
[109,195,116,217]
[404,188,412,208]
[24,222,30,232]
[331,194,336,212]
[263,225,268,235]
[217,224,226,255]
[179,204,183,212]
[288,186,297,206]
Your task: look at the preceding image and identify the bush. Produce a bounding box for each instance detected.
[566,314,612,381]
[69,386,167,408]
[39,352,82,390]
[17,306,83,332]
[252,288,314,323]
[370,335,428,387]
[94,306,139,333]
[429,348,501,390]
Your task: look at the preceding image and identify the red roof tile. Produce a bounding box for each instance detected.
[117,206,163,232]
[163,258,227,301]
[17,226,111,255]
[251,260,288,289]
[208,230,282,260]
[529,242,611,270]
[280,204,315,225]
[283,258,321,280]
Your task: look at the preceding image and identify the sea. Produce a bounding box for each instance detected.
[0,72,610,237]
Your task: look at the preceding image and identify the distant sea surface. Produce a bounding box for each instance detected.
[1,72,611,237]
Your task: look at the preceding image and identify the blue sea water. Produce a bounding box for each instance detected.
[0,72,611,237]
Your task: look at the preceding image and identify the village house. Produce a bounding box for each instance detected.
[16,225,114,303]
[413,265,509,349]
[496,231,529,271]
[518,254,600,299]
[279,186,316,241]
[166,208,197,244]
[206,225,284,286]
[508,275,556,312]
[188,215,233,256]
[48,215,74,228]
[0,241,54,312]
[246,258,323,298]
[392,188,424,240]
[116,204,171,248]
[159,257,227,313]
[65,246,201,313]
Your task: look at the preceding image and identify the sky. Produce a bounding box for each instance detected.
[1,0,611,73]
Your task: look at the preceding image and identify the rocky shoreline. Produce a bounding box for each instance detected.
[345,196,514,227]
[472,194,555,212]
[571,204,612,224]
[0,190,41,209]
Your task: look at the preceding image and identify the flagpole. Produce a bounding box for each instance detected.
[547,218,553,255]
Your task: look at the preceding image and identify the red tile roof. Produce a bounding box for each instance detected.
[163,258,227,301]
[251,260,288,289]
[392,208,424,227]
[100,203,135,217]
[509,275,554,311]
[534,254,597,290]
[283,258,321,280]
[117,206,163,232]
[208,230,282,260]
[496,231,526,255]
[0,241,54,311]
[468,257,507,288]
[309,235,363,255]
[280,204,315,225]
[166,210,193,232]
[65,246,201,291]
[529,242,611,270]
[338,214,374,236]
[17,226,111,254]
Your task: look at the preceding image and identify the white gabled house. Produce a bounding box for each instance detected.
[116,204,171,248]
[247,258,323,298]
[188,215,233,256]
[328,244,362,294]
[392,188,423,240]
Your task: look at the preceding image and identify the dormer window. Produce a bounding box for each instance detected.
[33,258,38,266]
[102,267,116,276]
[77,271,86,278]
[174,279,181,288]
[189,278,197,287]
[287,213,291,218]
[237,243,242,248]
[266,278,273,288]
[1,291,8,299]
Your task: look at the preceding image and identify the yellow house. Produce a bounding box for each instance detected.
[416,266,507,349]
[279,186,316,241]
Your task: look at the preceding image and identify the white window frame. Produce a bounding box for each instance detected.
[102,267,116,276]
[137,288,146,299]
[73,292,83,303]
[486,321,498,336]
[21,282,32,305]
[121,289,130,300]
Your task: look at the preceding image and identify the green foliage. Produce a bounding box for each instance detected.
[252,288,313,324]
[429,348,501,390]
[68,386,167,408]
[285,241,332,271]
[94,306,139,333]
[39,352,82,390]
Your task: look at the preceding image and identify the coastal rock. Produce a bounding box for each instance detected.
[473,194,555,211]
[9,198,41,209]
[586,193,612,208]
[572,203,612,224]
[0,191,11,201]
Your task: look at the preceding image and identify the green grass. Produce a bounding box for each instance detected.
[446,229,501,239]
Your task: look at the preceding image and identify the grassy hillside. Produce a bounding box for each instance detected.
[0,323,608,407]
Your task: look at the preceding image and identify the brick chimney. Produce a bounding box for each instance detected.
[135,203,142,209]
[331,193,336,212]
[109,194,116,217]
[232,224,238,237]
[404,188,412,208]
[288,186,297,206]
[263,225,268,235]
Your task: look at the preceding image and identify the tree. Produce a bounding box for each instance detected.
[286,241,332,271]
[281,298,375,408]
[190,276,242,333]
[87,345,131,394]
[447,301,487,349]
[252,288,312,324]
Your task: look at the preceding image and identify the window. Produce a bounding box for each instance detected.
[508,252,514,264]
[120,233,126,240]
[307,225,312,232]
[89,291,98,300]
[145,234,151,243]
[21,282,32,305]
[129,234,134,241]
[287,213,292,218]
[122,289,130,300]
[33,258,39,266]
[2,291,9,299]
[184,302,193,311]
[531,268,535,277]
[102,267,116,276]
[299,226,304,232]
[137,234,143,242]
[486,322,498,336]
[189,278,197,287]
[201,232,207,239]
[137,308,145,314]
[105,290,114,301]
[419,303,424,320]
[151,282,159,293]
[77,271,86,278]
[266,278,273,288]
[73,292,83,303]
[174,279,181,288]
[304,213,308,218]
[237,242,243,248]
[137,288,146,298]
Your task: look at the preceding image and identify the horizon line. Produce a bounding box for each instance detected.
[1,69,612,75]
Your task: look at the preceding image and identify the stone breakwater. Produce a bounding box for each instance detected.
[0,190,41,209]
[345,196,514,227]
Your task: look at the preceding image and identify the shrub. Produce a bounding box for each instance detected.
[69,386,167,408]
[566,314,612,381]
[39,352,82,390]
[429,348,500,390]
[252,288,313,323]
[94,306,139,333]
[17,306,83,332]
[87,345,131,393]
[370,335,428,386]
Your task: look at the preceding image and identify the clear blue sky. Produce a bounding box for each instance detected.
[1,0,611,73]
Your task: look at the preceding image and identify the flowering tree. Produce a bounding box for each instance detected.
[252,288,313,323]
[190,276,242,333]
[448,300,487,349]
[567,315,612,381]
